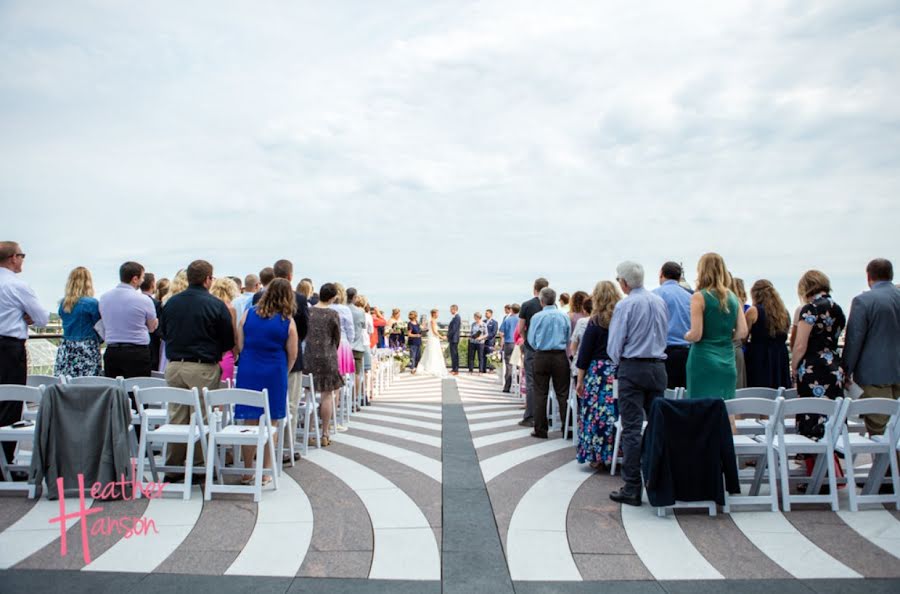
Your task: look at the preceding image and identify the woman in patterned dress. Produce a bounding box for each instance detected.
[791,270,846,440]
[54,266,102,377]
[574,281,622,469]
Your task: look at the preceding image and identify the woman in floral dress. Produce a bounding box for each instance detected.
[574,281,622,468]
[791,270,846,440]
[54,266,102,377]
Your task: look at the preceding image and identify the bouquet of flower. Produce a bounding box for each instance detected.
[487,350,503,366]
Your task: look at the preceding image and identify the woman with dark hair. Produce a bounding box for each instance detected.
[303,283,344,446]
[567,291,589,359]
[745,280,791,389]
[234,278,298,482]
[792,270,845,439]
[54,266,102,377]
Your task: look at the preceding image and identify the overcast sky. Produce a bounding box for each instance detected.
[1,0,898,320]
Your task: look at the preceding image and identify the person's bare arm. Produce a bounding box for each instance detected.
[745,305,758,332]
[575,368,586,397]
[286,319,298,371]
[734,305,749,342]
[236,310,248,354]
[684,291,705,342]
[791,319,813,381]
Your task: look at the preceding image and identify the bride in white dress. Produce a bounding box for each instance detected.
[416,309,448,378]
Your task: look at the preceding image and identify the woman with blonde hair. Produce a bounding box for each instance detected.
[792,270,845,439]
[155,278,170,303]
[684,253,748,399]
[158,269,188,372]
[745,280,791,389]
[387,307,404,349]
[234,278,298,483]
[731,276,749,389]
[329,282,356,377]
[210,277,239,382]
[574,281,622,468]
[54,266,102,377]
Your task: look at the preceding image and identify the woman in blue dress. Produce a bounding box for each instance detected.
[234,278,298,484]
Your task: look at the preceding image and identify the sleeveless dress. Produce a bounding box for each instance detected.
[304,307,345,392]
[234,308,290,421]
[796,294,845,439]
[686,290,739,400]
[745,304,791,389]
[417,320,448,378]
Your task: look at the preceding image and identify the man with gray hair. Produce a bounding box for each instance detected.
[527,287,572,439]
[607,261,669,506]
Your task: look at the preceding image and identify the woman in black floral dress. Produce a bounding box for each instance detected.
[791,270,846,440]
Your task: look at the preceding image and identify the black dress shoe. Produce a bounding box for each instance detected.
[609,489,642,506]
[530,431,548,439]
[10,471,28,482]
[283,452,301,463]
[518,419,534,427]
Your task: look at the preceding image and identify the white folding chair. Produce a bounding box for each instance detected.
[610,382,665,476]
[733,387,782,435]
[724,397,783,512]
[126,377,169,427]
[26,374,63,388]
[151,370,166,379]
[837,398,900,511]
[134,386,207,500]
[775,397,847,511]
[276,390,295,472]
[0,384,43,498]
[563,379,577,444]
[203,387,278,502]
[510,364,521,397]
[296,374,322,454]
[67,375,123,387]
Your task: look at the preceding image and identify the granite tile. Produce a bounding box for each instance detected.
[298,551,372,578]
[573,553,654,581]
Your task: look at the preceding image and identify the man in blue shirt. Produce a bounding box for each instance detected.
[499,303,520,392]
[653,261,692,389]
[483,309,499,371]
[607,261,669,506]
[527,288,571,439]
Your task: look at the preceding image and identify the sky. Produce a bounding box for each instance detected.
[1,0,898,321]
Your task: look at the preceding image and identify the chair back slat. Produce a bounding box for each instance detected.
[135,386,198,407]
[301,374,316,391]
[67,375,123,387]
[26,374,62,388]
[664,388,678,400]
[151,370,166,379]
[734,387,782,400]
[126,377,168,391]
[203,387,267,409]
[781,387,798,399]
[846,398,900,419]
[726,397,781,417]
[781,396,843,417]
[0,384,43,404]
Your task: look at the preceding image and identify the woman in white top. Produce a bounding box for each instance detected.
[329,282,356,375]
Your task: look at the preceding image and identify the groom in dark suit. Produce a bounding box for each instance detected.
[448,304,461,375]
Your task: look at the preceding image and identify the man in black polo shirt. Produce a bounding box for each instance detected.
[516,277,549,427]
[160,259,235,469]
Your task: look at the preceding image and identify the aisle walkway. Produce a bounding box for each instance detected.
[0,371,898,593]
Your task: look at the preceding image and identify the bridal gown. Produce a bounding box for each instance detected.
[416,320,448,378]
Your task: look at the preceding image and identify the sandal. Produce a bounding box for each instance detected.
[240,475,254,485]
[261,475,273,487]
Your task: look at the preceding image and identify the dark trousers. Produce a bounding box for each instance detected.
[484,341,496,370]
[533,351,571,437]
[523,347,536,421]
[664,345,690,389]
[408,343,421,369]
[468,341,486,372]
[103,344,152,379]
[449,341,459,372]
[617,359,667,493]
[502,343,515,391]
[0,337,27,463]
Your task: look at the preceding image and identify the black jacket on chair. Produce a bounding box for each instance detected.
[641,397,740,507]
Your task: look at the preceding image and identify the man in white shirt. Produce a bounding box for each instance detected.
[0,241,49,465]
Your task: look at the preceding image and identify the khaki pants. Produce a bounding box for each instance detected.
[165,361,221,468]
[860,383,900,436]
[287,371,303,447]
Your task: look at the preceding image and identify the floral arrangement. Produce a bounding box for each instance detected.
[486,350,503,365]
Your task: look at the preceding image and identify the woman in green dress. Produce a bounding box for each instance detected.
[684,253,748,400]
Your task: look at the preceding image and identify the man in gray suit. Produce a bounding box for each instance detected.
[842,258,900,436]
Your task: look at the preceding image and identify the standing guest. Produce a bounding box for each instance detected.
[447,305,461,374]
[407,311,422,372]
[468,312,487,373]
[607,261,668,506]
[684,254,747,400]
[257,267,275,296]
[791,270,846,440]
[347,287,367,394]
[502,304,512,324]
[234,278,298,482]
[359,296,376,393]
[566,291,589,359]
[229,276,242,294]
[233,273,260,325]
[162,269,188,305]
[54,266,102,378]
[528,288,571,439]
[559,292,571,314]
[569,298,593,377]
[209,277,239,383]
[484,309,499,371]
[301,278,319,305]
[160,259,235,470]
[744,280,791,389]
[517,277,550,427]
[297,279,313,301]
[499,303,520,392]
[155,278,170,304]
[842,258,900,436]
[387,308,404,349]
[0,242,49,468]
[653,261,692,389]
[731,277,750,389]
[575,281,622,468]
[304,283,344,446]
[331,283,356,378]
[141,273,163,372]
[99,261,158,379]
[371,306,386,348]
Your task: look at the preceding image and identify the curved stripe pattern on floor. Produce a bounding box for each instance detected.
[469,417,522,432]
[473,428,533,449]
[304,449,440,580]
[729,511,861,578]
[225,472,313,576]
[0,496,94,569]
[506,460,595,580]
[368,403,442,414]
[481,439,573,483]
[352,411,442,430]
[837,509,900,559]
[83,489,202,573]
[334,433,442,482]
[466,409,523,420]
[621,494,724,580]
[349,421,442,447]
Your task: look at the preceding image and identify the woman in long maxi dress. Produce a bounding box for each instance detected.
[574,281,621,468]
